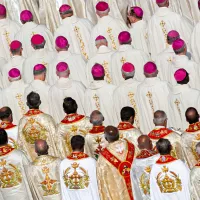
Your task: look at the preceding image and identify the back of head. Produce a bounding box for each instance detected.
[63,97,78,114]
[91,63,105,80]
[153,110,167,126]
[10,40,22,56]
[27,92,41,109]
[56,62,69,78]
[137,135,153,150]
[95,35,108,49]
[96,1,110,17]
[174,68,189,85]
[8,68,21,82]
[156,138,171,155]
[127,6,143,26]
[31,34,46,50]
[118,31,132,45]
[55,36,69,51]
[144,62,158,78]
[90,110,104,126]
[35,139,48,156]
[104,126,119,143]
[185,107,199,124]
[167,30,180,45]
[20,10,33,24]
[33,64,46,81]
[0,129,8,146]
[0,4,6,19]
[0,107,12,121]
[156,0,169,7]
[172,39,186,55]
[71,135,85,151]
[121,62,135,79]
[120,106,135,122]
[59,4,73,19]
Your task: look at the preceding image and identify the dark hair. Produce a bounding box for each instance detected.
[60,10,73,15]
[21,18,33,24]
[63,97,78,114]
[33,41,45,49]
[174,46,185,54]
[177,73,189,85]
[0,129,8,146]
[167,36,180,45]
[185,107,199,124]
[156,138,171,155]
[121,106,135,121]
[11,46,22,55]
[0,107,12,120]
[129,8,142,20]
[104,126,119,143]
[27,92,41,109]
[71,135,85,151]
[33,68,46,76]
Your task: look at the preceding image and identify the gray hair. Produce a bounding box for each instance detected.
[90,110,104,126]
[174,45,186,55]
[56,68,70,78]
[153,110,167,125]
[96,9,109,16]
[122,70,135,78]
[95,39,107,46]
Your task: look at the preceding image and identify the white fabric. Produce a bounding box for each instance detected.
[86,45,114,84]
[2,80,27,124]
[5,125,18,148]
[1,55,25,88]
[25,80,50,114]
[89,15,128,57]
[0,56,7,88]
[47,51,88,87]
[0,18,20,61]
[150,159,190,200]
[129,20,149,54]
[15,21,53,58]
[54,16,93,61]
[168,84,200,131]
[131,153,160,200]
[113,78,141,126]
[84,80,117,126]
[136,77,171,134]
[60,156,100,200]
[168,55,200,89]
[147,7,193,60]
[22,48,56,84]
[111,44,150,85]
[49,78,86,123]
[190,166,200,200]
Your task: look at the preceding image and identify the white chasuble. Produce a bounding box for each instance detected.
[168,84,200,131]
[54,16,93,61]
[0,146,33,200]
[48,78,86,123]
[136,77,171,134]
[150,155,191,200]
[60,152,100,200]
[84,80,117,126]
[111,45,149,85]
[131,150,160,200]
[15,22,54,58]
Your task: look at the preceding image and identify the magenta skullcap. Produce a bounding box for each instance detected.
[172,39,185,51]
[34,64,46,71]
[156,0,167,4]
[8,68,20,78]
[10,40,22,50]
[95,35,106,41]
[56,62,69,72]
[118,31,131,43]
[144,62,157,74]
[31,34,45,45]
[55,36,68,48]
[20,10,33,21]
[59,4,72,13]
[133,6,143,18]
[96,1,109,11]
[167,30,180,38]
[122,62,135,72]
[0,4,6,16]
[91,63,105,77]
[174,68,187,82]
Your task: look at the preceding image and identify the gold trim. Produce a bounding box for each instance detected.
[102,60,112,84]
[107,27,117,50]
[146,91,154,114]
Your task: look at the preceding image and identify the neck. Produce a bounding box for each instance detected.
[38,152,48,156]
[73,150,83,153]
[29,107,39,110]
[155,124,166,127]
[34,77,44,81]
[125,77,133,80]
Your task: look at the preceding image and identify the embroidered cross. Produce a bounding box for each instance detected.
[120,57,126,64]
[146,91,154,114]
[174,99,182,119]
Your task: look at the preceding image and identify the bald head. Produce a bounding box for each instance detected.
[185,107,199,124]
[0,107,12,122]
[153,110,167,126]
[90,110,104,126]
[138,135,153,150]
[35,140,49,156]
[104,126,119,143]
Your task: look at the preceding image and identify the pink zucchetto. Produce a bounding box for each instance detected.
[34,64,46,72]
[0,4,6,16]
[156,0,167,4]
[174,68,187,82]
[95,35,106,41]
[10,40,22,50]
[118,31,131,43]
[56,62,69,72]
[96,1,109,11]
[172,39,185,50]
[20,10,33,21]
[31,34,45,45]
[122,62,135,72]
[59,4,72,13]
[8,68,20,78]
[167,30,180,38]
[144,62,157,74]
[133,6,143,18]
[55,36,69,48]
[91,64,105,77]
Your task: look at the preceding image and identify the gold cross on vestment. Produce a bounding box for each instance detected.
[120,57,126,64]
[146,91,152,99]
[42,61,48,66]
[93,94,99,101]
[102,61,108,66]
[160,20,166,27]
[107,27,112,33]
[3,31,9,38]
[174,99,180,106]
[32,32,36,36]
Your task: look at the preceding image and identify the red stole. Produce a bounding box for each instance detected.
[61,113,85,124]
[89,126,105,134]
[195,161,200,167]
[136,149,157,159]
[156,155,177,164]
[118,122,135,131]
[148,128,173,139]
[67,152,89,160]
[101,141,135,200]
[0,121,16,129]
[25,109,43,116]
[186,122,200,132]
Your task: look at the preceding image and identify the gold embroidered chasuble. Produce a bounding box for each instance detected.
[18,109,59,161]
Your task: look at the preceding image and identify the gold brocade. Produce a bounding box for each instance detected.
[15,94,26,115]
[93,94,100,111]
[174,99,182,120]
[0,159,22,188]
[139,166,151,195]
[63,162,89,189]
[160,20,168,45]
[3,30,11,47]
[102,61,112,84]
[120,57,126,64]
[107,27,117,50]
[74,26,89,61]
[156,166,182,193]
[146,91,154,114]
